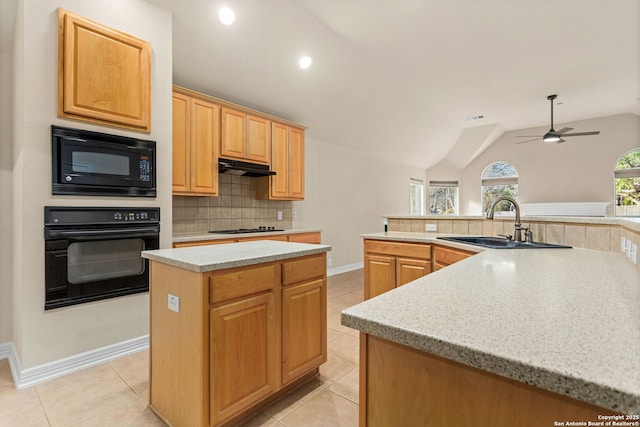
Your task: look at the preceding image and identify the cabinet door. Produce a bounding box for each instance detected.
[210,293,277,425]
[270,123,290,198]
[220,107,246,159]
[433,245,474,269]
[289,127,305,199]
[246,115,270,164]
[172,93,190,193]
[365,254,396,299]
[190,98,219,195]
[282,278,327,385]
[396,258,431,287]
[58,9,151,132]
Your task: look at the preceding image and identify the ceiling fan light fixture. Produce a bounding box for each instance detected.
[543,132,561,143]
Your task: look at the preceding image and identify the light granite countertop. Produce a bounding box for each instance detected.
[142,240,331,272]
[173,228,323,243]
[343,239,640,413]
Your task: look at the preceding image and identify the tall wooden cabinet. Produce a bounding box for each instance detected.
[220,108,270,164]
[364,240,432,299]
[257,123,305,200]
[172,92,219,196]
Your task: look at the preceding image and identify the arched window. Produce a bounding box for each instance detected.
[615,149,640,217]
[481,161,518,214]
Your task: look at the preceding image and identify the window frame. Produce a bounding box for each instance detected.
[410,178,425,216]
[481,161,519,215]
[614,149,640,217]
[428,180,459,215]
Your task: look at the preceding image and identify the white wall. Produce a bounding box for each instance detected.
[294,136,426,269]
[11,0,172,368]
[427,114,640,216]
[0,50,13,344]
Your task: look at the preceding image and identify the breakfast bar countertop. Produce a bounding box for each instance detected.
[342,243,640,413]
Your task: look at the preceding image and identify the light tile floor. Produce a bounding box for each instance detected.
[0,269,364,427]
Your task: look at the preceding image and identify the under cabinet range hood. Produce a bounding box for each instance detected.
[218,158,276,177]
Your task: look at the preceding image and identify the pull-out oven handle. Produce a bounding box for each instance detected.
[46,226,159,240]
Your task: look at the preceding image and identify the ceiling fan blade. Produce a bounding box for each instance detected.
[561,131,601,137]
[515,135,543,138]
[556,138,566,144]
[556,127,574,135]
[516,138,541,144]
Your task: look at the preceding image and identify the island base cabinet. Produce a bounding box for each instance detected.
[210,293,277,425]
[149,252,328,427]
[360,334,614,427]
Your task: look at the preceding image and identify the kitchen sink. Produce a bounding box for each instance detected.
[437,236,572,249]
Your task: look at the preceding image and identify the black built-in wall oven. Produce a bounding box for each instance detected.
[44,206,160,310]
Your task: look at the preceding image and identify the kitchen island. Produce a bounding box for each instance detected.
[142,240,331,427]
[343,234,640,426]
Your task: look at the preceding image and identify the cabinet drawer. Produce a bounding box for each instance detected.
[365,240,431,260]
[288,232,321,244]
[173,239,235,248]
[283,254,326,286]
[433,245,475,267]
[209,264,279,304]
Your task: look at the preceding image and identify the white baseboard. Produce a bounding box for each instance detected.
[328,261,363,277]
[0,336,148,389]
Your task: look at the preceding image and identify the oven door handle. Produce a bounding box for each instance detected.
[46,226,159,240]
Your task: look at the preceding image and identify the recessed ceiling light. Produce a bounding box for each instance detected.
[219,7,235,26]
[299,56,312,70]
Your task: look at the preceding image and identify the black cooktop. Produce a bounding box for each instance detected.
[209,227,284,234]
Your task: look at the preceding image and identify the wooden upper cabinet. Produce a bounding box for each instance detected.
[172,93,190,193]
[257,122,305,200]
[220,108,246,159]
[220,108,270,164]
[269,123,290,199]
[172,92,219,196]
[57,9,151,132]
[289,127,305,199]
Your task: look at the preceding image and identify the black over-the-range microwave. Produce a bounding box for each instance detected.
[51,125,156,197]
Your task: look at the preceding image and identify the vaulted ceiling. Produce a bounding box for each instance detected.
[7,0,640,168]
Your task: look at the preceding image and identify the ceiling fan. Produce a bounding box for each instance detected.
[516,94,600,144]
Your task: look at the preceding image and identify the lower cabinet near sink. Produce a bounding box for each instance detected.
[364,239,477,299]
[148,253,327,427]
[364,239,432,299]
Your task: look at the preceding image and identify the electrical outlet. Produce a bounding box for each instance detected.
[621,237,627,252]
[292,211,297,219]
[168,294,180,313]
[327,258,332,267]
[630,243,638,264]
[277,211,283,221]
[425,223,437,232]
[626,239,632,257]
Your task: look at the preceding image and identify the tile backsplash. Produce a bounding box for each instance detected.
[173,174,293,233]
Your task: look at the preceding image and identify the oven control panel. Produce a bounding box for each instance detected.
[45,207,160,225]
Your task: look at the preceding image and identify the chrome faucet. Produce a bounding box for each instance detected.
[486,196,532,242]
